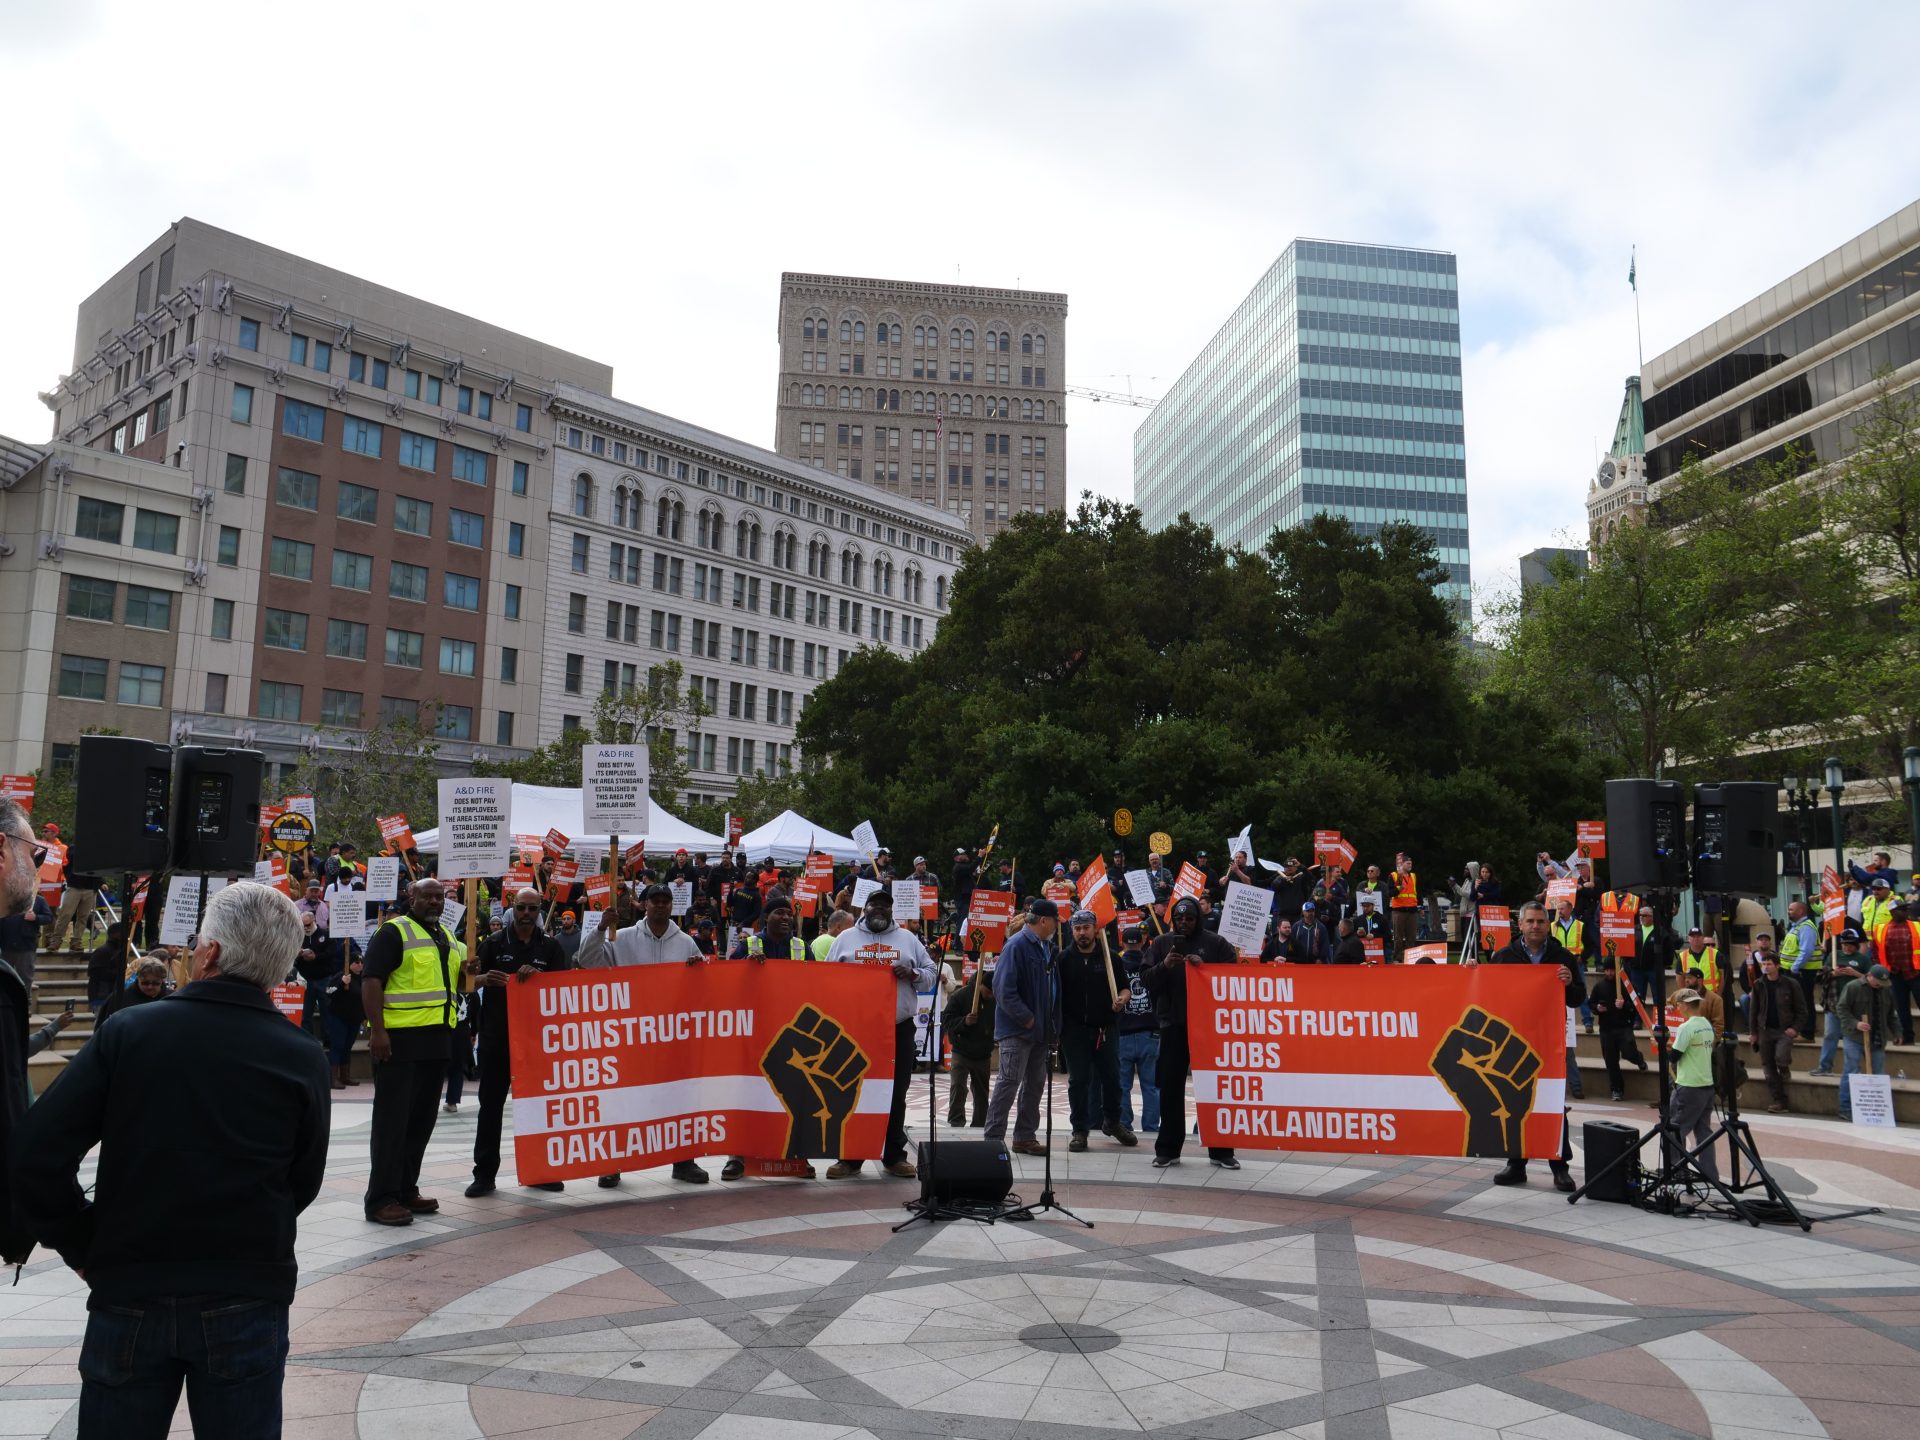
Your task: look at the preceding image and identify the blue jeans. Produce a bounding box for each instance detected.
[78,1294,287,1439]
[323,1013,358,1068]
[1116,1030,1161,1130]
[1818,1010,1843,1073]
[1839,1036,1889,1120]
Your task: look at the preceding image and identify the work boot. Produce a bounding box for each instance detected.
[672,1162,710,1184]
[1104,1125,1139,1147]
[464,1179,496,1198]
[367,1202,414,1226]
[825,1160,863,1180]
[721,1158,747,1182]
[1492,1161,1528,1187]
[1550,1162,1575,1193]
[1068,1132,1089,1152]
[330,1065,346,1091]
[883,1159,917,1179]
[527,1181,564,1192]
[597,1174,621,1189]
[1610,1089,1624,1102]
[1010,1139,1048,1156]
[404,1194,439,1214]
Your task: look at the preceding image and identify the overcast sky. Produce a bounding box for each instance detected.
[4,1,1915,622]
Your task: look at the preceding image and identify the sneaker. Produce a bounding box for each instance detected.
[1068,1132,1089,1153]
[527,1181,564,1192]
[1610,1090,1624,1102]
[1633,1056,1649,1072]
[1584,1021,1596,1034]
[443,1103,459,1113]
[721,1158,747,1182]
[1550,1163,1576,1193]
[1767,1103,1787,1114]
[1010,1140,1048,1156]
[597,1174,621,1189]
[403,1194,439,1214]
[1151,1155,1180,1169]
[883,1159,918,1179]
[1812,1068,1833,1077]
[463,1179,496,1198]
[1105,1125,1139,1147]
[1492,1163,1528,1187]
[1211,1155,1241,1171]
[825,1160,862,1180]
[672,1162,710,1184]
[367,1202,414,1226]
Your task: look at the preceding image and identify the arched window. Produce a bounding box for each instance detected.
[656,495,684,540]
[889,389,900,410]
[572,473,594,518]
[853,320,865,342]
[949,327,960,349]
[913,325,924,347]
[839,387,850,408]
[839,320,851,342]
[1021,334,1033,354]
[890,323,901,344]
[911,392,924,413]
[936,575,948,609]
[1034,333,1046,356]
[962,395,974,417]
[802,318,814,340]
[963,328,974,350]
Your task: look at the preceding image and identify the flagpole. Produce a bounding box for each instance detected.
[1631,244,1644,379]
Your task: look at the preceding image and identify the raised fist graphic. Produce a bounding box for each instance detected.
[760,1005,871,1158]
[1431,1005,1541,1157]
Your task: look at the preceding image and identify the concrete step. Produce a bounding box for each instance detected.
[1571,1055,1919,1121]
[1571,1028,1920,1064]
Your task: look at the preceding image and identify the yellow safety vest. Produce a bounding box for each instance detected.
[1683,944,1720,993]
[1552,919,1583,954]
[1780,921,1823,971]
[1862,896,1894,938]
[379,916,460,1029]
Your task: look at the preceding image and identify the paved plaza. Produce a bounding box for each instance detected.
[8,1080,1920,1439]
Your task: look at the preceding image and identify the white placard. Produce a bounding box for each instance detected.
[852,820,880,858]
[583,744,649,832]
[574,843,606,870]
[579,911,603,940]
[1228,825,1255,865]
[159,877,203,946]
[669,880,694,914]
[852,877,882,909]
[437,897,465,935]
[891,879,922,917]
[253,860,275,885]
[912,984,942,1064]
[331,898,370,948]
[364,856,401,902]
[1125,869,1156,907]
[437,777,512,881]
[1216,880,1271,955]
[1566,1006,1579,1048]
[1851,1073,1897,1128]
[284,795,316,823]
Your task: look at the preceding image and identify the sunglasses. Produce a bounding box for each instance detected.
[512,902,541,912]
[7,834,48,868]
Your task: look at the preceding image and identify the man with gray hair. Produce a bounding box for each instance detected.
[15,879,331,1437]
[0,798,45,1268]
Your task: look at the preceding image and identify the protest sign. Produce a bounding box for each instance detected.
[1821,866,1847,936]
[1,775,33,812]
[1117,908,1146,933]
[1173,863,1207,902]
[506,961,897,1183]
[283,794,316,824]
[365,856,402,902]
[1188,965,1567,1158]
[890,879,922,918]
[1125,869,1156,907]
[582,745,649,832]
[852,877,882,909]
[158,876,225,946]
[1216,880,1270,956]
[542,828,570,859]
[1598,906,1637,960]
[437,778,511,881]
[852,820,880,861]
[1362,936,1385,963]
[966,889,1014,949]
[439,897,466,934]
[578,911,602,940]
[547,859,580,899]
[331,896,370,948]
[1401,943,1450,964]
[269,984,306,1025]
[583,875,612,911]
[1852,1073,1896,1128]
[253,856,290,895]
[1076,856,1118,926]
[1478,904,1512,951]
[670,880,695,915]
[378,814,415,853]
[1576,820,1607,859]
[1545,877,1577,907]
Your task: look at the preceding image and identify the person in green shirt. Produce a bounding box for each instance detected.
[1665,989,1719,1184]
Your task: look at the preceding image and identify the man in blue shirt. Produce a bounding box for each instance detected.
[983,898,1060,1155]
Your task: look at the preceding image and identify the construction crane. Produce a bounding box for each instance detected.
[1066,383,1158,409]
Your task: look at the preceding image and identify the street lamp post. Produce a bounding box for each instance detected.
[1903,747,1920,881]
[1825,756,1847,881]
[1783,775,1816,899]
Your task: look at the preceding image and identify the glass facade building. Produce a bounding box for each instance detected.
[1133,239,1469,608]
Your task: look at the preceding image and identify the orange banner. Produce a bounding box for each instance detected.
[1575,820,1607,859]
[1821,865,1846,936]
[1,775,34,813]
[547,859,579,899]
[1173,862,1207,902]
[1077,855,1117,926]
[1598,907,1636,960]
[967,889,1014,950]
[1188,966,1568,1158]
[792,852,835,918]
[37,840,66,907]
[506,961,897,1183]
[377,814,415,852]
[1478,904,1512,951]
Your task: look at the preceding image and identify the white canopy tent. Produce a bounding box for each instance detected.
[735,809,866,865]
[411,783,726,856]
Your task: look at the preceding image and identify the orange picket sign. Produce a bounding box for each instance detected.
[582,875,612,910]
[1187,965,1567,1159]
[966,889,1015,949]
[506,961,897,1184]
[1478,904,1512,951]
[1077,855,1117,926]
[1575,820,1607,859]
[1821,866,1846,936]
[377,814,415,852]
[1172,863,1207,902]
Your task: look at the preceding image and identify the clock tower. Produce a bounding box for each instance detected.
[1586,375,1648,556]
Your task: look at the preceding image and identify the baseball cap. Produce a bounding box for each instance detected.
[1841,926,1866,943]
[1688,925,1703,935]
[1028,897,1059,921]
[1302,900,1317,911]
[1873,876,1893,889]
[913,855,926,864]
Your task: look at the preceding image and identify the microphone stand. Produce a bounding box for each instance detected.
[897,956,976,1230]
[1000,944,1092,1228]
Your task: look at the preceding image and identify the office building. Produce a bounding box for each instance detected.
[1643,200,1920,496]
[1133,239,1470,611]
[6,222,961,801]
[1519,546,1588,592]
[773,273,1068,543]
[1585,375,1649,552]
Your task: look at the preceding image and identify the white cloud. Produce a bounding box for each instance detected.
[1,0,1913,623]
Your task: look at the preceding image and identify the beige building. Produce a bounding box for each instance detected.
[772,273,1068,542]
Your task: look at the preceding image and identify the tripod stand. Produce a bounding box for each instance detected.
[999,947,1092,1228]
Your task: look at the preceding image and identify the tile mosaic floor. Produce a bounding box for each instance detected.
[12,1078,1920,1438]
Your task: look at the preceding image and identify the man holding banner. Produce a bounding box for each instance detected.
[1141,896,1239,1171]
[465,889,571,1199]
[822,889,935,1180]
[1476,901,1584,1191]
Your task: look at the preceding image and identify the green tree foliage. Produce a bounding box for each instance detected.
[282,712,444,855]
[795,500,1600,890]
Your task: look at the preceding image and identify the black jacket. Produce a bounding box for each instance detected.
[0,960,31,1262]
[1287,919,1335,964]
[941,982,995,1060]
[1487,937,1589,1005]
[472,924,569,1039]
[14,977,331,1302]
[1585,973,1639,1033]
[1058,943,1124,1030]
[1140,927,1238,1028]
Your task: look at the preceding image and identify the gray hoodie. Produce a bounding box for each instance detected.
[823,921,937,1022]
[576,917,701,968]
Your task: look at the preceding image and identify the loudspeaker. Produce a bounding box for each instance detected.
[169,747,265,872]
[72,736,173,873]
[1604,778,1689,892]
[1581,1121,1640,1203]
[1692,782,1779,898]
[916,1139,1013,1205]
